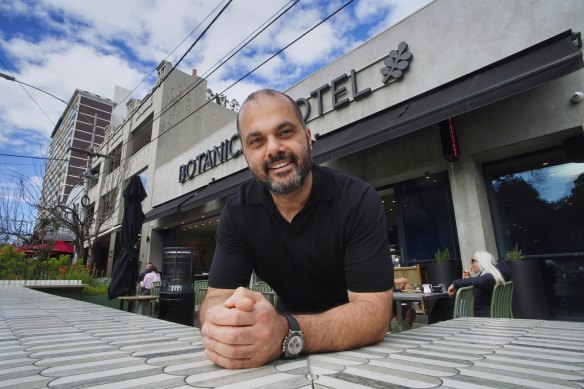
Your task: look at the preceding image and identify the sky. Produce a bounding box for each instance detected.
[0,0,433,187]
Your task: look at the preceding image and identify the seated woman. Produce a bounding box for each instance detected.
[390,277,417,332]
[447,251,512,317]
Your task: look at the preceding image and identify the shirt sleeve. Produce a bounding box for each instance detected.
[207,197,254,289]
[344,184,394,293]
[454,273,496,292]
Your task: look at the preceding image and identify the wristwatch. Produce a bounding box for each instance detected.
[281,313,304,358]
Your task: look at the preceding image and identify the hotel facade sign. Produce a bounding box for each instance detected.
[296,41,412,121]
[178,133,241,183]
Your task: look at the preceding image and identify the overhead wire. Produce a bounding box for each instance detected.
[0,1,230,165]
[101,0,354,182]
[62,0,300,185]
[113,0,300,160]
[3,0,354,188]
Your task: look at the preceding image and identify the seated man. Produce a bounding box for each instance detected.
[389,277,417,332]
[200,89,394,369]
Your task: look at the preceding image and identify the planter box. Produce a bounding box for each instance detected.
[424,260,462,287]
[507,260,550,319]
[80,295,120,310]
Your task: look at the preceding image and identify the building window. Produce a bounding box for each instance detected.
[99,188,118,221]
[485,147,584,257]
[107,144,122,174]
[485,145,584,320]
[378,171,459,263]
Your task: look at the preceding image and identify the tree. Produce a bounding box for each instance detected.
[14,154,125,268]
[0,176,36,244]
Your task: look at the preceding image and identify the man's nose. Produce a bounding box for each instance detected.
[266,136,285,156]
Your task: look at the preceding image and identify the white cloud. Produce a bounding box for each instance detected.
[0,0,431,158]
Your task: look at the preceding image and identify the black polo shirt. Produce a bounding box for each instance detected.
[208,165,393,314]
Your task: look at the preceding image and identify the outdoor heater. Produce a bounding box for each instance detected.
[158,247,196,326]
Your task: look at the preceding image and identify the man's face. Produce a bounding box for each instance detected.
[238,94,312,195]
[146,263,153,271]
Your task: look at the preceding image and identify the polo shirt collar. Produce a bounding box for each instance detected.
[247,164,335,206]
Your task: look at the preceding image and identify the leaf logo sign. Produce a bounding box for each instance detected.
[380,41,412,84]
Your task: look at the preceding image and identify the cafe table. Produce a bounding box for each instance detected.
[1,284,583,388]
[393,290,449,329]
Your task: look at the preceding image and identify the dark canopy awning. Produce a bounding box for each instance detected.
[312,30,583,163]
[143,30,583,222]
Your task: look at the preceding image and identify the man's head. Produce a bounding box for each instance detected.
[146,262,153,271]
[237,89,312,195]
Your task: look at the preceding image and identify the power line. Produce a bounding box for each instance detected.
[0,152,67,161]
[89,0,301,181]
[0,1,233,166]
[0,60,56,126]
[109,1,230,116]
[2,0,353,184]
[109,0,354,176]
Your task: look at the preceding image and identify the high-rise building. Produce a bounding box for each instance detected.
[39,90,114,220]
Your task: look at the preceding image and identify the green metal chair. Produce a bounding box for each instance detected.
[453,285,475,318]
[490,281,514,318]
[251,281,278,306]
[193,280,208,312]
[148,281,161,316]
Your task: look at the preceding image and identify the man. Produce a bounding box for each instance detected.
[200,89,393,369]
[140,262,153,281]
[140,265,160,295]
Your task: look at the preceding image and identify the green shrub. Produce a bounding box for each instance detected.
[505,244,524,261]
[434,247,450,264]
[81,283,109,296]
[0,245,27,279]
[65,262,95,285]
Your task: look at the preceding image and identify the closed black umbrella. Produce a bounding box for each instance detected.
[108,175,147,299]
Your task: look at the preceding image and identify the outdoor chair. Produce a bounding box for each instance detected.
[251,281,278,306]
[193,280,208,312]
[490,281,514,318]
[148,281,161,316]
[453,285,475,318]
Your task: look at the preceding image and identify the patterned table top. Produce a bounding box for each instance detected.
[1,284,583,388]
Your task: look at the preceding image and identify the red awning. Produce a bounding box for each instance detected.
[16,241,75,255]
[53,241,74,253]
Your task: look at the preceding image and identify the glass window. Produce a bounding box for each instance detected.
[486,146,584,321]
[486,148,584,256]
[379,171,460,263]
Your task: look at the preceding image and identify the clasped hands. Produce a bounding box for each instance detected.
[201,286,288,369]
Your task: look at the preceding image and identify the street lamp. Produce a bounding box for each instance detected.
[0,71,69,105]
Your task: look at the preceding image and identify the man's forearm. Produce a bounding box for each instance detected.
[296,290,392,353]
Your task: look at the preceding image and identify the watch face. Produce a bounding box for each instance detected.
[286,334,304,356]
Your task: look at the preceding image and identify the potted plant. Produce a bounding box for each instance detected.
[503,244,549,319]
[424,246,462,288]
[435,247,450,264]
[504,244,524,261]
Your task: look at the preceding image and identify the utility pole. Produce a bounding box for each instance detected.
[78,114,98,264]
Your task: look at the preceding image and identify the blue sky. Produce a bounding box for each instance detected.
[0,0,431,203]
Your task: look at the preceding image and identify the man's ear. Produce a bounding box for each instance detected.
[306,128,313,150]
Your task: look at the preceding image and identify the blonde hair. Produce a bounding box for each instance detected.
[473,250,505,284]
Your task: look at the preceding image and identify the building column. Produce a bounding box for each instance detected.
[106,231,117,277]
[448,156,498,269]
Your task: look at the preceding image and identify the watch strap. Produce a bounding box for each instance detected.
[283,313,300,332]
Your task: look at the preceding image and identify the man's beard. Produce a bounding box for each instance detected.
[254,150,312,195]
